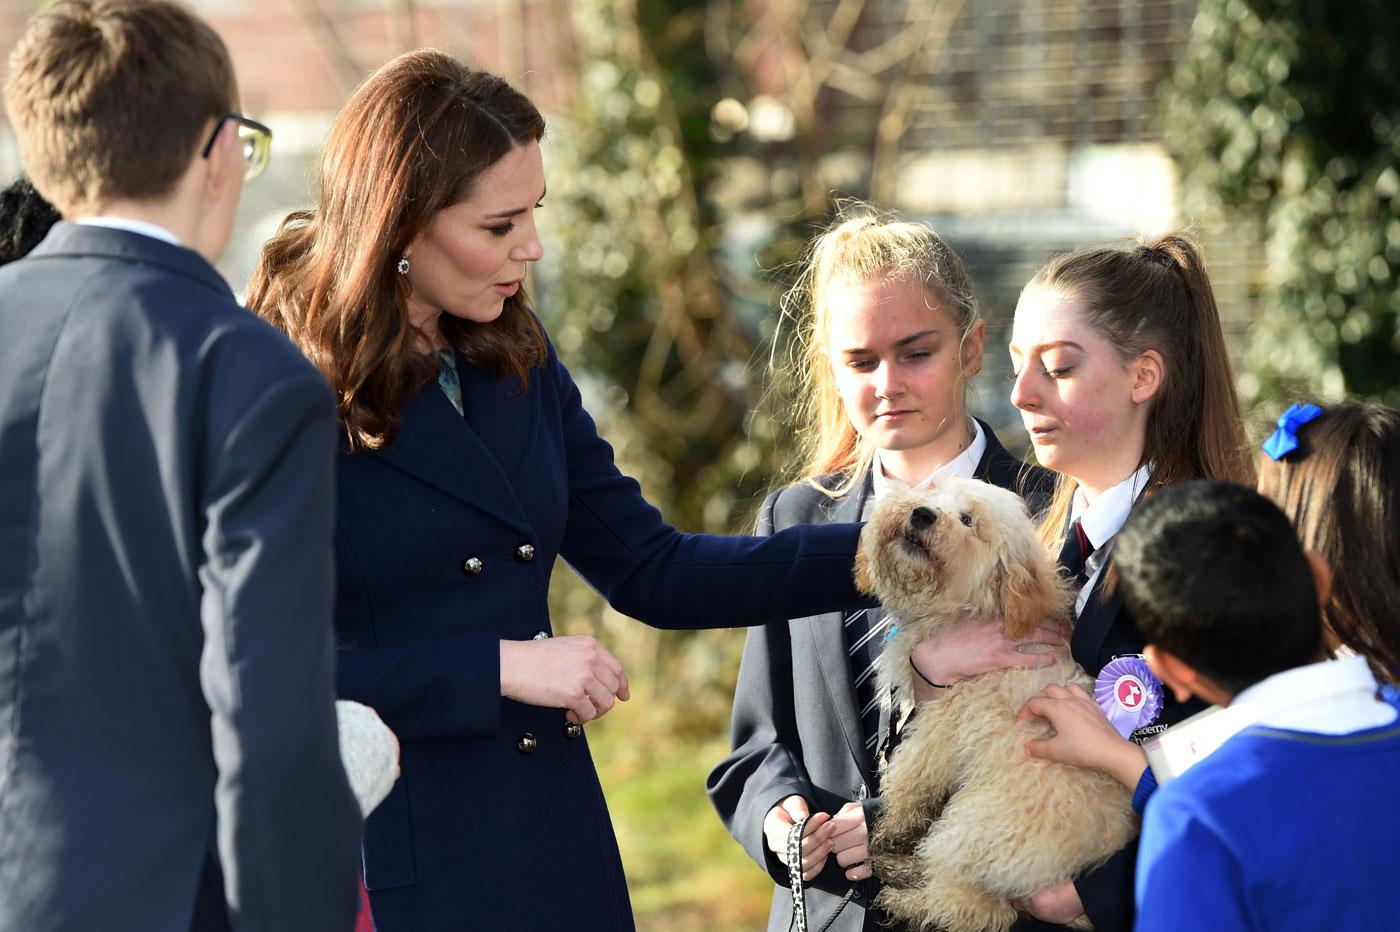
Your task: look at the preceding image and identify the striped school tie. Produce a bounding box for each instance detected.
[845,606,890,761]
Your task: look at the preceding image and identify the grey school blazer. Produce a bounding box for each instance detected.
[0,223,361,931]
[708,423,1051,932]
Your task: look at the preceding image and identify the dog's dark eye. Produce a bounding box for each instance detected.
[960,513,973,527]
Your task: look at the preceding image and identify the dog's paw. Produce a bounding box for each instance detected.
[874,884,928,926]
[868,849,923,890]
[880,879,1018,932]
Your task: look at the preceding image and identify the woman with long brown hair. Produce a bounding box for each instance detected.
[247,49,873,932]
[1001,233,1251,931]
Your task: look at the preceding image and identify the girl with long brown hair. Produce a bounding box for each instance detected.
[1256,402,1400,683]
[1004,233,1251,930]
[246,49,876,932]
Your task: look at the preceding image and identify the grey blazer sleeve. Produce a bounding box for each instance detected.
[196,372,362,930]
[706,491,815,885]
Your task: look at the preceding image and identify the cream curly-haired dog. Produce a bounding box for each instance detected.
[856,476,1136,932]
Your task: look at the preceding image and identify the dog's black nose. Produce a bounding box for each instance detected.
[909,506,936,531]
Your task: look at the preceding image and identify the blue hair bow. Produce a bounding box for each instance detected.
[1262,403,1323,460]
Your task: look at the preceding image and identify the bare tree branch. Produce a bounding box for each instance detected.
[870,0,965,205]
[293,0,367,97]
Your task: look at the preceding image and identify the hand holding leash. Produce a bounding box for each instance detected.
[765,795,834,881]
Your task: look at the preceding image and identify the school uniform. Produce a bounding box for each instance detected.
[708,420,1052,932]
[1016,468,1204,932]
[1136,656,1400,931]
[0,222,360,930]
[335,336,873,932]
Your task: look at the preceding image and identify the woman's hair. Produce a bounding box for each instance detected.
[0,176,60,264]
[1024,233,1254,548]
[246,49,547,451]
[1256,403,1400,682]
[781,203,980,498]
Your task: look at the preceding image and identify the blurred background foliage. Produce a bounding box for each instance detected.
[1164,0,1400,407]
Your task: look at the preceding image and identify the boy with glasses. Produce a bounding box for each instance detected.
[0,2,360,929]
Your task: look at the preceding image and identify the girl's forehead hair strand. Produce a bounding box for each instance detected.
[809,214,979,335]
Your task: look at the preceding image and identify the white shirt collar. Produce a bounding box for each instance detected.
[75,216,181,247]
[1230,654,1396,735]
[1069,463,1152,551]
[870,418,987,504]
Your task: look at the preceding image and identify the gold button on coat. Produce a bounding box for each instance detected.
[462,556,483,576]
[515,543,536,562]
[563,721,582,740]
[516,733,537,754]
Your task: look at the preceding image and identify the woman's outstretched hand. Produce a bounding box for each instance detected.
[910,614,1068,700]
[499,635,630,723]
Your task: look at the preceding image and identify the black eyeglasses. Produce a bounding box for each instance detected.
[200,113,273,184]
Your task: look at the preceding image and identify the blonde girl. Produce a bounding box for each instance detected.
[709,206,1058,932]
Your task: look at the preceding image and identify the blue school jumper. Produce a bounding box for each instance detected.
[1134,695,1400,931]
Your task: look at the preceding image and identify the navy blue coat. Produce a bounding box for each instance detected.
[335,337,872,931]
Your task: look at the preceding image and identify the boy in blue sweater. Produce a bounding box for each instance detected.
[1110,480,1400,931]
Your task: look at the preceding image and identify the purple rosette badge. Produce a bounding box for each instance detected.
[1095,656,1164,738]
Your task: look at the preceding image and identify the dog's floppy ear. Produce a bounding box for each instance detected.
[996,548,1065,640]
[853,546,873,595]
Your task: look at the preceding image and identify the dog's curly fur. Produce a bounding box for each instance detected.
[856,477,1137,932]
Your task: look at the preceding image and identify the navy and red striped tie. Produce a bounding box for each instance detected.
[1058,517,1096,591]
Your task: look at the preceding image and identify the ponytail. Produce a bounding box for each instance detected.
[1026,233,1253,549]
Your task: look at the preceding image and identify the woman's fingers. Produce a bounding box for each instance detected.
[580,677,614,720]
[570,688,600,723]
[598,647,629,702]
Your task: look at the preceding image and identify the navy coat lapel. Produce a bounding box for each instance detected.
[803,474,876,781]
[456,351,542,482]
[372,376,535,539]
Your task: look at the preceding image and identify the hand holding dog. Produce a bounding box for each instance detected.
[1019,683,1148,789]
[910,614,1068,700]
[764,795,836,881]
[1013,879,1084,925]
[499,635,629,724]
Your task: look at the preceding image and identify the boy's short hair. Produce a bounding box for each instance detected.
[1115,480,1322,694]
[3,0,236,216]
